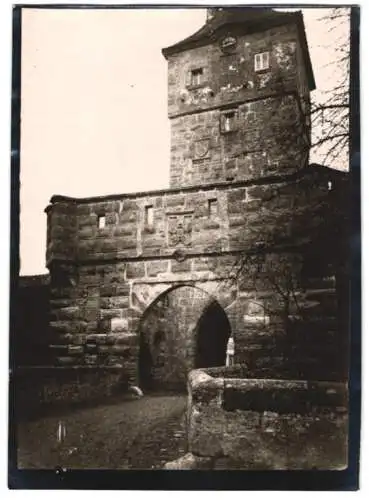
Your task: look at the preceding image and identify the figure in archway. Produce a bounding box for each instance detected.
[226,336,235,367]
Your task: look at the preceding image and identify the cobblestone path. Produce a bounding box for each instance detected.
[17,394,187,470]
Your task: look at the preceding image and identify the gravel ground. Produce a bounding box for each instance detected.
[17,394,187,470]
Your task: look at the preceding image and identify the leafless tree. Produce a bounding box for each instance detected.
[214,7,352,378]
[309,7,350,168]
[232,8,351,271]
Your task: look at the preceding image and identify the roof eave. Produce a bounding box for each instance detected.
[162,11,296,58]
[294,11,316,91]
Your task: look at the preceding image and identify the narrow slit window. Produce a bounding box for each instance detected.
[145,205,154,226]
[254,51,270,71]
[97,215,106,229]
[208,199,218,218]
[191,68,203,87]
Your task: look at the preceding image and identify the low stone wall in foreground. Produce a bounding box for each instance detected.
[165,366,348,470]
[14,366,129,419]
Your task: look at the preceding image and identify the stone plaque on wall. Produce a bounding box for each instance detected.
[193,138,210,159]
[167,212,193,248]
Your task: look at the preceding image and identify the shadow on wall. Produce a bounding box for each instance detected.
[15,275,51,366]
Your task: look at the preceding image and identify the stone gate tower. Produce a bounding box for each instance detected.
[163,7,315,187]
[17,9,348,405]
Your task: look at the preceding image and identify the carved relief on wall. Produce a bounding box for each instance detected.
[167,211,194,248]
[193,138,210,159]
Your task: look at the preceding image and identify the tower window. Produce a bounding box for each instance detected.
[145,205,154,227]
[191,68,203,87]
[208,199,218,218]
[220,110,237,133]
[254,52,270,71]
[97,215,106,229]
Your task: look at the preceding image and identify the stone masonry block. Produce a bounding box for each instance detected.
[111,318,129,332]
[100,296,130,309]
[171,259,192,273]
[57,307,80,321]
[100,309,122,320]
[146,260,169,277]
[165,195,185,207]
[126,262,146,279]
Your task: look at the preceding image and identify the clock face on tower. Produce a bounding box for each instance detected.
[220,35,237,54]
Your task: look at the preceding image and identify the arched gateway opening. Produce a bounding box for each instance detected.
[138,286,231,392]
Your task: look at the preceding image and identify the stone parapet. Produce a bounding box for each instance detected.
[171,367,348,470]
[45,166,345,266]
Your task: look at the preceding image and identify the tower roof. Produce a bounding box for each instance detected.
[162,7,315,90]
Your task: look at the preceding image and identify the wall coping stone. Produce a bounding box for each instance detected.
[47,165,346,207]
[188,367,348,413]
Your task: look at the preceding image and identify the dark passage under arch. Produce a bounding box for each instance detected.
[138,287,232,392]
[195,300,231,369]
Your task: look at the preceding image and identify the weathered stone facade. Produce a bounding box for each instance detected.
[165,14,312,187]
[17,8,349,405]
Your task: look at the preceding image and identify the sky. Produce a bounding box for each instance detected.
[20,6,349,276]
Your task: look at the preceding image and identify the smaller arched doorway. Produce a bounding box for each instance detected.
[195,300,231,369]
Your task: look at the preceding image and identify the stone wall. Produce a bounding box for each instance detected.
[42,166,349,396]
[164,367,348,470]
[14,366,128,419]
[45,166,341,264]
[169,94,305,187]
[15,275,51,366]
[47,259,239,387]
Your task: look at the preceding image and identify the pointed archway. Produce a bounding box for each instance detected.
[137,285,232,392]
[195,300,231,369]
